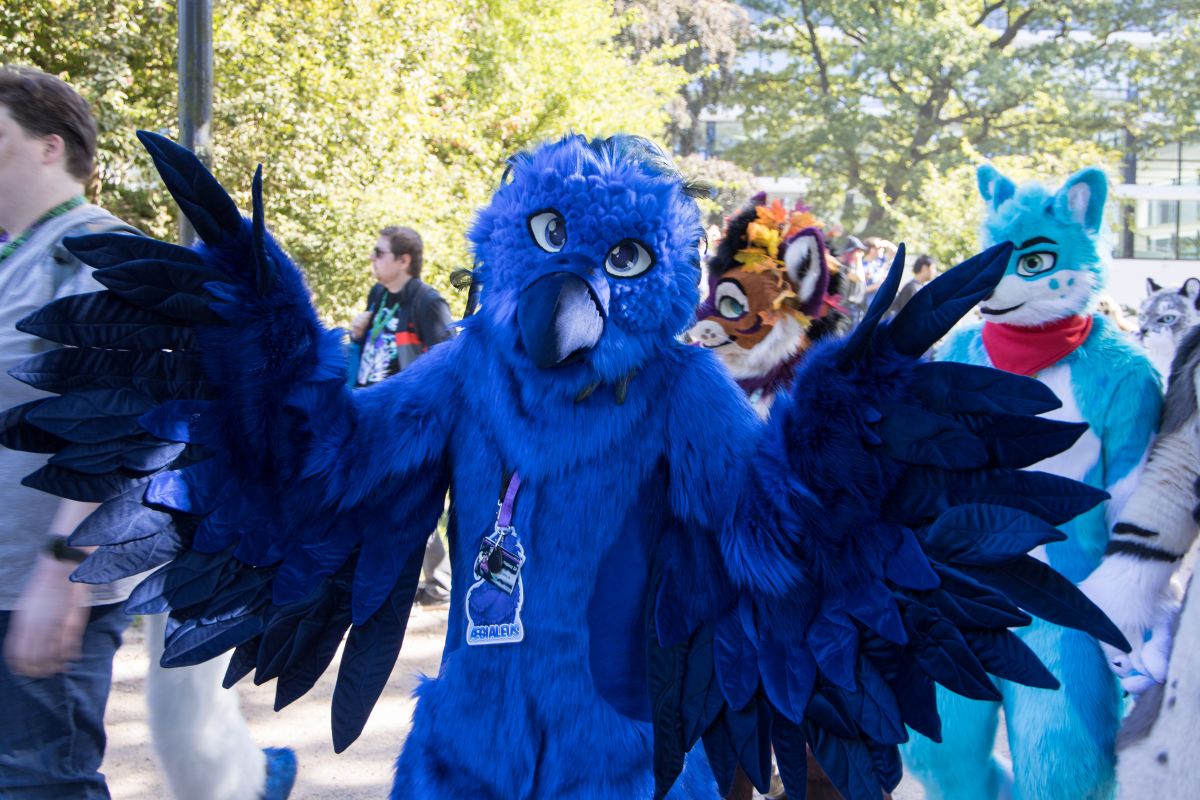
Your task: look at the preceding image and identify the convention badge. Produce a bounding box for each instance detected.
[466,473,526,646]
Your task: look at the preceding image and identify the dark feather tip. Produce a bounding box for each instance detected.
[136,130,242,245]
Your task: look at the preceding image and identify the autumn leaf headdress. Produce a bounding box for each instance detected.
[708,193,826,326]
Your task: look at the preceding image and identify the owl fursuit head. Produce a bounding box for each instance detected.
[689,195,849,415]
[1138,277,1200,379]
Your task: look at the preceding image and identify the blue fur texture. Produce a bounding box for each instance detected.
[2,134,1131,800]
[905,167,1163,800]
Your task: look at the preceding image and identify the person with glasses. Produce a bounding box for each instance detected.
[351,226,452,388]
[350,226,454,606]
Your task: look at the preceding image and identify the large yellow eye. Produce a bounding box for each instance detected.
[528,210,566,253]
[1015,251,1057,277]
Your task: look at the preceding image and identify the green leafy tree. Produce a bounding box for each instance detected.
[883,139,1120,266]
[0,0,179,234]
[733,0,1200,256]
[676,153,757,224]
[2,0,686,323]
[615,0,751,154]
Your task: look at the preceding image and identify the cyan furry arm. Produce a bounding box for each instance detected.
[1096,358,1163,530]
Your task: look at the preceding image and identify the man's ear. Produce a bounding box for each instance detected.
[397,253,413,275]
[39,133,67,168]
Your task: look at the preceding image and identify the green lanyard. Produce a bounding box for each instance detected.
[367,298,398,347]
[0,195,86,266]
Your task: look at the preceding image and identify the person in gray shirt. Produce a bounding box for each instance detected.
[890,253,938,318]
[0,64,143,799]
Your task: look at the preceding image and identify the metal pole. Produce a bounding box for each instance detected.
[1117,84,1140,259]
[1176,141,1183,260]
[1121,127,1137,260]
[177,0,213,246]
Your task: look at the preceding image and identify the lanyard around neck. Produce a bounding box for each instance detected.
[0,195,86,265]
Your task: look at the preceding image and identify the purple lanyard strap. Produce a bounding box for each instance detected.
[497,472,521,528]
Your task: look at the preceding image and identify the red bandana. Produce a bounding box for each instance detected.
[981,315,1094,376]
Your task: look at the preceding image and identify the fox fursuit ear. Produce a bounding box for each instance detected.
[783,231,825,305]
[977,164,1015,210]
[1147,277,1163,295]
[1054,167,1108,234]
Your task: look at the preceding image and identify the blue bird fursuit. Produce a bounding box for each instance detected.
[1,133,1129,800]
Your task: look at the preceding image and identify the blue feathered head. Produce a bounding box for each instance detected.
[467,135,704,385]
[976,165,1109,326]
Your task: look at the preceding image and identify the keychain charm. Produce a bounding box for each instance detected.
[473,524,524,594]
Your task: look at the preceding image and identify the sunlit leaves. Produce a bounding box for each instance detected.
[731,0,1200,258]
[3,0,687,324]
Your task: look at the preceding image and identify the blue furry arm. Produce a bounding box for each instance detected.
[308,341,459,514]
[658,342,882,598]
[660,348,775,580]
[649,244,1135,800]
[145,333,458,611]
[0,133,457,748]
[82,132,459,601]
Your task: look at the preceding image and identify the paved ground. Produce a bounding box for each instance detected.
[105,608,447,800]
[103,608,925,799]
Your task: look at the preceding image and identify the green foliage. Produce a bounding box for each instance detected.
[0,0,179,235]
[2,0,686,324]
[615,0,750,153]
[883,140,1120,266]
[676,153,757,225]
[733,0,1200,258]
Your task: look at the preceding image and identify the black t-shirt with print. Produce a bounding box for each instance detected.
[355,279,452,387]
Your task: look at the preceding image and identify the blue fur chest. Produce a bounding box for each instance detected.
[424,331,675,746]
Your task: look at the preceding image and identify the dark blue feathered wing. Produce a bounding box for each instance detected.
[648,244,1129,800]
[0,133,450,751]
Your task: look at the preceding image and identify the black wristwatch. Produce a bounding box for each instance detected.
[45,536,89,563]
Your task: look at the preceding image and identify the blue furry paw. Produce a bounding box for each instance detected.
[261,746,298,800]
